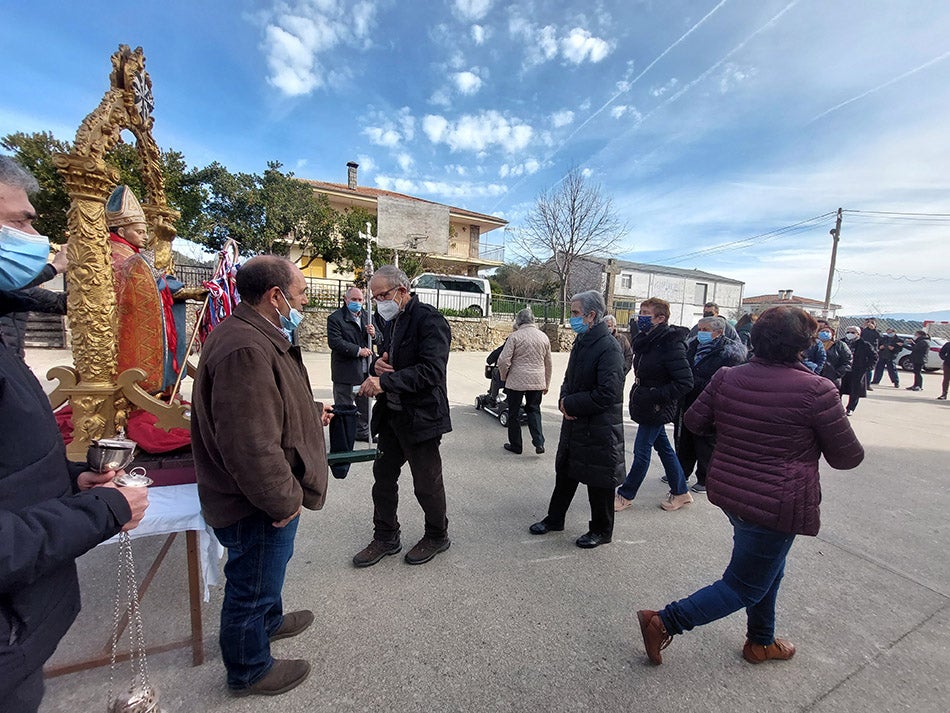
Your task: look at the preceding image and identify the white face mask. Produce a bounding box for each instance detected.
[376,298,400,322]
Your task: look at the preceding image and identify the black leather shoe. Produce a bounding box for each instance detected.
[503,443,522,454]
[535,445,545,454]
[576,532,611,548]
[529,520,564,535]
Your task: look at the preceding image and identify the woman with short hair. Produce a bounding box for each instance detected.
[635,306,863,666]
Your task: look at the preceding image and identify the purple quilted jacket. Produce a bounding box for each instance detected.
[684,357,864,535]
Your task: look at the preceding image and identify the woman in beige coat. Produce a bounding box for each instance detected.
[498,308,553,454]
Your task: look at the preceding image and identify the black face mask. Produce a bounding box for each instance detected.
[702,312,714,318]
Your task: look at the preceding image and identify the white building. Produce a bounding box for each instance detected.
[570,256,745,328]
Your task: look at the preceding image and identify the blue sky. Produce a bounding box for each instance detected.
[3,0,950,314]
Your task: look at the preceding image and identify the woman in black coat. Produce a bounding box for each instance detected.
[615,297,694,513]
[529,290,625,549]
[839,326,877,415]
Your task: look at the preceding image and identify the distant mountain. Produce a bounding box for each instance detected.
[878,310,950,322]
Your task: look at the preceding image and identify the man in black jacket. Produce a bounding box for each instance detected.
[0,155,149,712]
[906,330,931,392]
[871,327,903,388]
[354,265,452,567]
[327,286,378,440]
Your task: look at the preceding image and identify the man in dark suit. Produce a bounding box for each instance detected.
[327,286,377,440]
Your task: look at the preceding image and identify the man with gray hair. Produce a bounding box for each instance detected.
[355,264,453,566]
[529,290,626,549]
[497,307,552,454]
[1,156,148,711]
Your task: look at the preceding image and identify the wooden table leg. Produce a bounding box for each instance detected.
[185,530,204,665]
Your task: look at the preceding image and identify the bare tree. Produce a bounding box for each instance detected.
[511,166,627,318]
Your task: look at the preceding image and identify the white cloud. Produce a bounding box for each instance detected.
[422,110,533,153]
[471,24,487,45]
[581,167,593,178]
[453,70,483,95]
[610,105,643,122]
[561,27,611,64]
[719,63,756,94]
[375,174,507,199]
[355,154,375,174]
[362,107,415,148]
[551,110,575,128]
[650,78,680,97]
[396,153,414,172]
[454,0,493,22]
[295,158,309,169]
[510,19,612,68]
[499,158,541,178]
[259,1,378,96]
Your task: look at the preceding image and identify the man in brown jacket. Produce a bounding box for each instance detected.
[192,255,330,697]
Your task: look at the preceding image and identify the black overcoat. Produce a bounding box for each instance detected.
[628,323,693,425]
[555,321,626,488]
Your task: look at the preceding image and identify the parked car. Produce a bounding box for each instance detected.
[409,273,492,317]
[897,335,946,372]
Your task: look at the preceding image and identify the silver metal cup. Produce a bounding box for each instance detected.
[86,435,138,474]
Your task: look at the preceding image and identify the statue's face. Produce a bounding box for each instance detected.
[119,223,149,249]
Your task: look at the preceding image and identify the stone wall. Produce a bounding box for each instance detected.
[187,304,576,354]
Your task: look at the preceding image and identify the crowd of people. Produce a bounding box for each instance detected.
[1,153,947,707]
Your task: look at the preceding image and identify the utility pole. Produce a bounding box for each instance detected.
[823,208,842,318]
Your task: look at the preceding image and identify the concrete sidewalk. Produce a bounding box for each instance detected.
[26,348,950,713]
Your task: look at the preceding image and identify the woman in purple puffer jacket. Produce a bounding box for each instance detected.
[636,306,864,666]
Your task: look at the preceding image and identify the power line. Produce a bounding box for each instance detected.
[836,269,950,283]
[661,211,836,263]
[844,209,950,217]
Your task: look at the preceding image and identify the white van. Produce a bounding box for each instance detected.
[409,273,492,317]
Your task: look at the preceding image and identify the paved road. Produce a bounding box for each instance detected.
[25,348,949,713]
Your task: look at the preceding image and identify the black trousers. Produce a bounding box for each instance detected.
[504,388,544,451]
[332,381,369,437]
[913,363,924,389]
[544,466,615,537]
[372,417,448,541]
[675,426,715,486]
[8,665,44,713]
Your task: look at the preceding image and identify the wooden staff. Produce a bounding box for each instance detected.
[166,293,210,404]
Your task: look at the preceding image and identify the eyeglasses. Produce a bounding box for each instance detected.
[371,286,398,301]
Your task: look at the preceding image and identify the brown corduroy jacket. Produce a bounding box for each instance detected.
[191,302,328,528]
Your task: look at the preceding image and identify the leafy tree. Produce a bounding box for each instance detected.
[1,131,72,243]
[2,131,208,243]
[491,261,559,300]
[509,166,627,318]
[187,161,339,264]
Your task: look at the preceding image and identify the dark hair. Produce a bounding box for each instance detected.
[236,255,296,305]
[751,306,818,363]
[735,313,753,329]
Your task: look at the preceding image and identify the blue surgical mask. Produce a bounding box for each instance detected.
[569,316,588,334]
[637,315,653,332]
[696,331,714,344]
[818,330,831,341]
[0,225,51,291]
[277,290,304,331]
[347,300,362,314]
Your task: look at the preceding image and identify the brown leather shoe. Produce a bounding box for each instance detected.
[637,609,672,665]
[270,610,314,641]
[404,536,451,565]
[232,658,311,697]
[352,539,401,568]
[742,638,796,664]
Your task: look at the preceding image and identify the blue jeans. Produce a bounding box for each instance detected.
[213,512,299,689]
[660,512,796,645]
[617,423,688,498]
